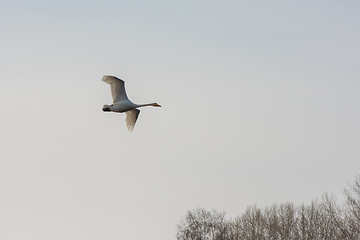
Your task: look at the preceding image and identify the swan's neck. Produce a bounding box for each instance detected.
[136,103,156,108]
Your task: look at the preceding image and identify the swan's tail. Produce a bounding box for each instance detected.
[102,105,112,112]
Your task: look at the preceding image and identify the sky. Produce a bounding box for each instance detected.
[1,0,360,239]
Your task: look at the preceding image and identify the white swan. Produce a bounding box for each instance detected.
[102,75,161,131]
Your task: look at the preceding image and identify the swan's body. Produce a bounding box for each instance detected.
[102,75,161,131]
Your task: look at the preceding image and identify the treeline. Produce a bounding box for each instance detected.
[176,173,360,240]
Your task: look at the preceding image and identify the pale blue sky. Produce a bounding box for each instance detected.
[1,1,360,239]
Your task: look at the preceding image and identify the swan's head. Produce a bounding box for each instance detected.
[153,103,161,107]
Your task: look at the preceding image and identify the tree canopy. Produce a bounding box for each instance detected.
[176,173,360,240]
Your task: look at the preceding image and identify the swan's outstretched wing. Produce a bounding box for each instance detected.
[125,109,140,131]
[102,75,130,103]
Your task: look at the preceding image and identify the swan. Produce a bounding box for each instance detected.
[102,75,161,131]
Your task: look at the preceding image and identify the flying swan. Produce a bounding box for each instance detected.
[102,75,161,131]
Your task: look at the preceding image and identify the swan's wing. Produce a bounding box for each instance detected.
[125,109,140,131]
[102,75,130,103]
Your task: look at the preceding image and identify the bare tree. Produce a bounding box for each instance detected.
[235,205,266,240]
[343,172,360,237]
[297,200,337,240]
[322,173,360,239]
[176,208,229,240]
[176,172,360,240]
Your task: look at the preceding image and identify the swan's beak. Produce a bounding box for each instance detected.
[155,103,161,107]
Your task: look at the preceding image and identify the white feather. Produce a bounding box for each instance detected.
[102,76,130,104]
[125,109,140,131]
